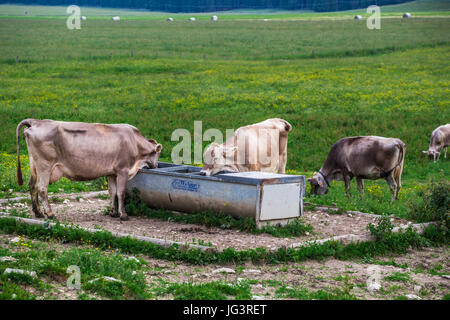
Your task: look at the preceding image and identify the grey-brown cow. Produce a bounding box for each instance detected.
[423,124,450,162]
[308,136,405,203]
[199,118,292,176]
[16,119,162,220]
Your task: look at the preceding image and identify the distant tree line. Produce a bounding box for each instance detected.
[1,0,412,12]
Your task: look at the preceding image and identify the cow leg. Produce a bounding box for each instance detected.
[116,172,129,221]
[36,173,54,219]
[28,157,44,218]
[356,178,364,196]
[28,173,43,218]
[386,175,398,204]
[277,133,288,174]
[108,175,119,218]
[344,175,351,198]
[393,166,403,201]
[445,147,448,159]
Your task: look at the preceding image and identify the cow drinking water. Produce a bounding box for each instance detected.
[199,118,292,176]
[308,136,405,203]
[16,119,162,220]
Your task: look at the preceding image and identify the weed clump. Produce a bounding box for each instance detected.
[367,216,395,241]
[406,177,449,229]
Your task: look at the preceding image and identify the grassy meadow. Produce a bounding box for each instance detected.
[1,1,449,19]
[0,3,449,218]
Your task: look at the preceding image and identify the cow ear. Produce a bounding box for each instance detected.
[422,151,428,154]
[307,178,312,182]
[155,144,162,153]
[148,139,157,144]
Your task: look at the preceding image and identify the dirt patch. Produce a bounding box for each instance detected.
[144,246,449,300]
[1,194,406,251]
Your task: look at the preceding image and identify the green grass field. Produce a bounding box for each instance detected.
[0,3,449,218]
[1,1,449,19]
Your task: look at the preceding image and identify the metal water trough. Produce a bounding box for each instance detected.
[126,162,305,228]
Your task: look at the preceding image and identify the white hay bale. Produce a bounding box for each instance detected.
[112,16,120,21]
[189,17,196,21]
[403,13,411,18]
[167,17,174,21]
[354,15,362,20]
[263,19,269,22]
[81,16,87,21]
[211,15,218,21]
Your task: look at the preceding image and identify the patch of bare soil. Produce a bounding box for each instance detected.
[0,194,406,251]
[141,246,450,300]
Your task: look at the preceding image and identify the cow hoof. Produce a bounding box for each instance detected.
[120,215,129,221]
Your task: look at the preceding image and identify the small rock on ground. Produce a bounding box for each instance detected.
[212,268,235,274]
[0,256,17,262]
[405,294,422,300]
[88,276,122,283]
[4,268,37,277]
[243,269,261,274]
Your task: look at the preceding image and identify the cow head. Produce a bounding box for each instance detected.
[200,143,238,176]
[422,150,439,162]
[142,139,162,169]
[307,172,329,196]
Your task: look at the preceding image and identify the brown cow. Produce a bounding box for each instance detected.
[199,118,292,176]
[16,119,162,220]
[308,136,405,203]
[423,124,450,162]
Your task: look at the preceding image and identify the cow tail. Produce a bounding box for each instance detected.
[393,141,406,185]
[380,141,405,179]
[16,119,33,186]
[395,141,405,171]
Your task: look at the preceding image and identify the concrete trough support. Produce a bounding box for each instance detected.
[126,162,305,229]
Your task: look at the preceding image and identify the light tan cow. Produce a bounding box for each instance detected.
[16,119,162,221]
[200,118,292,176]
[423,124,450,162]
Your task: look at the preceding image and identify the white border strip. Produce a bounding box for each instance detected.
[0,191,109,204]
[0,212,215,252]
[274,222,437,250]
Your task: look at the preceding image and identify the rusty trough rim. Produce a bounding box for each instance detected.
[0,212,215,252]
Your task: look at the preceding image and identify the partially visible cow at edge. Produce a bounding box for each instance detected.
[423,124,450,162]
[308,136,406,203]
[199,118,292,176]
[16,119,162,221]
